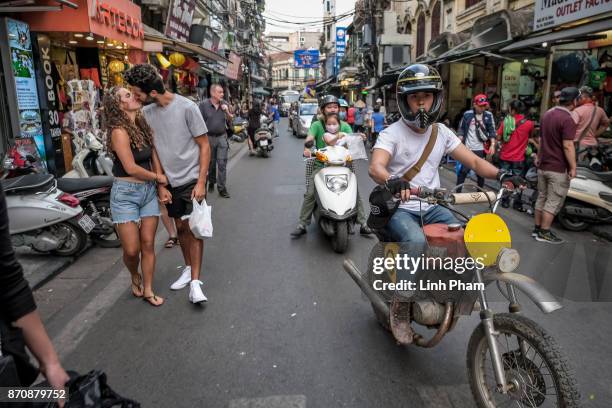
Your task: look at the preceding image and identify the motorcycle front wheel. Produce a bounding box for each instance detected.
[467,313,580,407]
[331,221,349,253]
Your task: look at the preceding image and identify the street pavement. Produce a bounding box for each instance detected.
[34,118,612,407]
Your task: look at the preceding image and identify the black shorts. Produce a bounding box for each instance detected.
[166,180,197,219]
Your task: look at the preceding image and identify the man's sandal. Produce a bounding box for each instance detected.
[143,294,164,307]
[131,274,144,298]
[165,237,179,248]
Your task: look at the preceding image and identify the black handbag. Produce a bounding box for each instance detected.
[0,319,39,387]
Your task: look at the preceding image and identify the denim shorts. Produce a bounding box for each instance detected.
[110,179,160,224]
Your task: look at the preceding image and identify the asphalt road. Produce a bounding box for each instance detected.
[36,118,612,407]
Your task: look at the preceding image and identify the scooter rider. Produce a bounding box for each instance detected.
[368,64,506,344]
[291,95,373,237]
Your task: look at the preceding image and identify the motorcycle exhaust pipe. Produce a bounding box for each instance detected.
[564,205,599,219]
[342,259,389,318]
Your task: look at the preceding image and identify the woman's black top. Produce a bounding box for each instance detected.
[248,108,261,130]
[112,145,153,177]
[0,185,36,322]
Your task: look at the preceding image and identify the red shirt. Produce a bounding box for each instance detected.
[539,107,577,173]
[347,107,355,125]
[497,114,534,162]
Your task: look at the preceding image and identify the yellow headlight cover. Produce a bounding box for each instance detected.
[464,213,511,267]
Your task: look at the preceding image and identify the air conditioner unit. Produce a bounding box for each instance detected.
[383,45,410,68]
[300,37,305,44]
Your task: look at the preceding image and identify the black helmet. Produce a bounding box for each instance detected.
[319,94,339,110]
[396,64,444,130]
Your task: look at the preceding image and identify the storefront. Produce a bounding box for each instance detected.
[502,15,612,118]
[0,0,146,174]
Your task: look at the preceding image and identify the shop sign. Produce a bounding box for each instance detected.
[35,34,62,141]
[89,0,144,48]
[5,18,47,166]
[294,50,320,68]
[225,52,241,81]
[165,0,196,42]
[335,27,346,74]
[534,0,611,31]
[501,62,521,110]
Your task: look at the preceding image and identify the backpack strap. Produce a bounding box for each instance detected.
[402,124,438,182]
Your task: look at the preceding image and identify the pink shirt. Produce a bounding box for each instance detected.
[572,103,609,147]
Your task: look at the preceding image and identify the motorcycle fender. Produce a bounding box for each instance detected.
[482,271,562,314]
[6,190,83,234]
[314,167,357,217]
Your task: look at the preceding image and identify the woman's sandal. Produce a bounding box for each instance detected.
[165,237,179,248]
[143,294,164,307]
[131,274,144,298]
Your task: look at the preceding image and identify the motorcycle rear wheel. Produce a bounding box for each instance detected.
[51,220,88,256]
[467,313,580,408]
[557,212,589,232]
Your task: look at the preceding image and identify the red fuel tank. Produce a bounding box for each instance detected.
[423,223,466,258]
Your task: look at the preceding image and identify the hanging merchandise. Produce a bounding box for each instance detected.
[58,52,79,83]
[589,71,607,90]
[79,68,102,88]
[182,57,199,73]
[169,52,186,67]
[156,53,171,69]
[108,60,125,74]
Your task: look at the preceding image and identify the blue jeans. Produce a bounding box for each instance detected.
[384,205,458,246]
[110,179,160,224]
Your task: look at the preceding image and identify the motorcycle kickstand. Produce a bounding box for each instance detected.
[476,268,510,394]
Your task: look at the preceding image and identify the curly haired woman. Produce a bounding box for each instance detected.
[104,87,165,307]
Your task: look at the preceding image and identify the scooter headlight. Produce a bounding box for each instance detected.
[496,247,520,273]
[326,175,348,193]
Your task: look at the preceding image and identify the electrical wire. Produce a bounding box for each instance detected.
[262,10,354,26]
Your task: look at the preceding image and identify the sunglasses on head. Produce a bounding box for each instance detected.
[476,97,488,103]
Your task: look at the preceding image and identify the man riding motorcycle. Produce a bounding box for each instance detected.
[367,64,506,342]
[291,95,373,237]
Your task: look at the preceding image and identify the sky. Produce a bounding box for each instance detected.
[263,0,356,34]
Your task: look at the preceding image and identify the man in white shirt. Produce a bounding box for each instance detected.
[368,64,503,345]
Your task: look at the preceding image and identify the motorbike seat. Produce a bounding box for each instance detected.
[1,174,55,194]
[57,176,113,193]
[577,167,612,183]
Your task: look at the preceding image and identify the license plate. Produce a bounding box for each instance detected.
[78,214,96,233]
[260,139,269,146]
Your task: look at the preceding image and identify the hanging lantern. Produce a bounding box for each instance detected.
[108,60,125,73]
[169,52,186,67]
[156,53,171,69]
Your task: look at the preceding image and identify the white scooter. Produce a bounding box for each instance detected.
[558,166,612,231]
[310,145,358,253]
[64,130,113,178]
[2,174,91,256]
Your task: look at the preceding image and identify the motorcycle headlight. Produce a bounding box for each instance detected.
[325,174,348,193]
[496,247,520,273]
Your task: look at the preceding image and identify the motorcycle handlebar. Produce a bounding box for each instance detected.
[450,191,497,205]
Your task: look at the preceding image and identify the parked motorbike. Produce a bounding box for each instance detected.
[254,115,274,157]
[2,174,90,256]
[64,130,113,178]
[558,166,612,231]
[230,117,248,143]
[56,176,120,248]
[306,145,358,253]
[342,183,580,406]
[576,143,612,172]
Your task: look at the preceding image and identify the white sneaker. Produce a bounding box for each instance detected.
[170,266,192,290]
[189,280,208,303]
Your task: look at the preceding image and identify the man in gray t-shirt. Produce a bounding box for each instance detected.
[124,64,210,305]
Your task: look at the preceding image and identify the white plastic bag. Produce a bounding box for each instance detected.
[345,134,368,161]
[189,199,213,239]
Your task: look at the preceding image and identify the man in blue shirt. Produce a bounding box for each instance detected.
[456,94,497,192]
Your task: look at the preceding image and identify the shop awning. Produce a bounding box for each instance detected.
[500,18,612,52]
[421,9,533,65]
[252,87,270,96]
[143,24,229,64]
[314,75,337,91]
